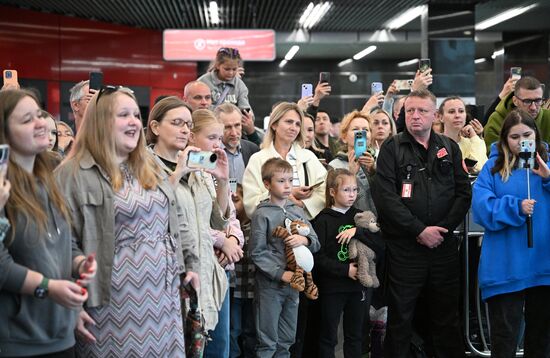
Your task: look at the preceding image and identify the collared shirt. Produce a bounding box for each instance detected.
[221,141,246,183]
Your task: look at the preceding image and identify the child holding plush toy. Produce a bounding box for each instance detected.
[312,168,384,358]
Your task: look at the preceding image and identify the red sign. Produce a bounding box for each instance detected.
[163,29,276,61]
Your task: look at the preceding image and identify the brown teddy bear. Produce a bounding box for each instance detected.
[348,211,380,288]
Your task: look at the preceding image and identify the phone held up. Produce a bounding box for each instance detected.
[419,58,431,73]
[354,130,368,159]
[319,72,330,84]
[395,79,414,91]
[0,144,9,166]
[510,67,522,80]
[187,151,218,171]
[518,139,537,169]
[89,71,103,91]
[2,70,18,87]
[371,82,383,95]
[301,83,313,98]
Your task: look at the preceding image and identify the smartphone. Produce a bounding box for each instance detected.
[3,70,18,86]
[371,82,383,95]
[187,151,218,170]
[0,144,9,166]
[419,58,431,73]
[394,79,413,91]
[518,139,537,169]
[510,67,522,80]
[229,178,238,193]
[319,72,330,84]
[308,181,324,190]
[240,107,250,116]
[89,71,103,91]
[464,158,478,168]
[354,130,367,159]
[301,83,313,98]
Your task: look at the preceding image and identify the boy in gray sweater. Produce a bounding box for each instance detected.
[249,158,320,358]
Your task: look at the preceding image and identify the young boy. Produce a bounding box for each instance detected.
[250,158,320,358]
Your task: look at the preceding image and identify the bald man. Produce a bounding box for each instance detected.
[183,81,213,111]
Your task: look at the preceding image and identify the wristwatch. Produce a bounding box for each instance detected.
[34,276,49,299]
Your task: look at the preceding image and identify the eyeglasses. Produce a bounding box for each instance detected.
[515,96,543,106]
[169,118,194,129]
[96,85,134,104]
[217,47,240,57]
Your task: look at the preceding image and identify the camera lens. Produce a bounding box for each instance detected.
[209,153,217,163]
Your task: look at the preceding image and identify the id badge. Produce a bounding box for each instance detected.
[401,179,414,199]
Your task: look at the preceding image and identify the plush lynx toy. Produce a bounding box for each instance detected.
[350,211,380,288]
[272,218,319,300]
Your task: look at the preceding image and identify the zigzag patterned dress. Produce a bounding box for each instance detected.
[76,172,185,357]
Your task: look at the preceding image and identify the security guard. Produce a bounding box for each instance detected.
[373,89,471,357]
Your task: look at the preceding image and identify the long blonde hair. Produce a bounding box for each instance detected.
[0,90,71,244]
[262,102,306,149]
[63,87,160,191]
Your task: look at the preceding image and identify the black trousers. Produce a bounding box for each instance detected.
[384,240,464,358]
[487,285,550,358]
[318,291,368,358]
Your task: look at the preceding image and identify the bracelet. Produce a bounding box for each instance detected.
[75,257,87,275]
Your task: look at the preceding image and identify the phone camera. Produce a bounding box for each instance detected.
[209,153,217,163]
[5,71,12,79]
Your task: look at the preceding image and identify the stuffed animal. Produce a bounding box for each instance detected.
[272,218,319,300]
[349,211,380,288]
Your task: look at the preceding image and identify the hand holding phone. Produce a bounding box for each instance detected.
[419,58,431,73]
[89,72,103,91]
[307,181,324,191]
[394,79,414,91]
[2,70,19,89]
[371,82,383,95]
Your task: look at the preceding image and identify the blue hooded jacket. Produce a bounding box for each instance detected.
[472,144,550,300]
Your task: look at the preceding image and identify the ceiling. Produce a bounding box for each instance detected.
[1,0,548,61]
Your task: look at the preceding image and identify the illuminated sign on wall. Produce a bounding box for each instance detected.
[163,29,276,61]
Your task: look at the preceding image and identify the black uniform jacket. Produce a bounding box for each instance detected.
[372,130,471,242]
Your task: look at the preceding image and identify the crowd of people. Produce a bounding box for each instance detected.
[1,46,550,358]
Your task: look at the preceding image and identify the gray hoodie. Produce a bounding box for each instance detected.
[0,182,79,357]
[198,70,251,109]
[249,200,320,283]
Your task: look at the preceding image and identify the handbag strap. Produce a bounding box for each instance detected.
[215,84,231,106]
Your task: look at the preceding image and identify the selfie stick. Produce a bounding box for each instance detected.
[526,168,533,248]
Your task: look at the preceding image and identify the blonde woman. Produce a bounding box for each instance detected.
[55,120,74,155]
[57,86,199,357]
[328,110,377,213]
[0,89,96,357]
[243,102,327,219]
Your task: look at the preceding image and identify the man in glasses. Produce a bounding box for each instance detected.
[485,76,549,151]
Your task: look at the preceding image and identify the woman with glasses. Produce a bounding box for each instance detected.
[0,89,96,357]
[146,98,233,347]
[57,87,199,357]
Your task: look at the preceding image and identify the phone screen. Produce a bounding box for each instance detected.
[510,67,522,80]
[419,58,431,73]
